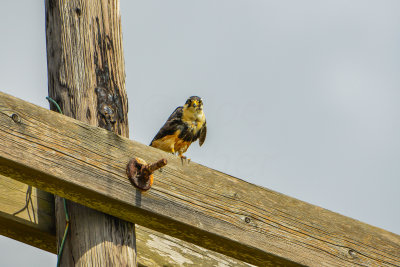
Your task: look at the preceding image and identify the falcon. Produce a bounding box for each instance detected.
[150,96,207,160]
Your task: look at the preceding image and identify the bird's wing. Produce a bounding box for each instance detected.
[199,120,207,146]
[150,106,183,145]
[166,106,183,121]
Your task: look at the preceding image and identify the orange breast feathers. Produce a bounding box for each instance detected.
[150,130,192,156]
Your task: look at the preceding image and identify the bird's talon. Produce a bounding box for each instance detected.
[180,156,186,165]
[178,155,191,165]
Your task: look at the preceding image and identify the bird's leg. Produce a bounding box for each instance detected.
[178,153,191,165]
[178,153,188,165]
[179,154,186,165]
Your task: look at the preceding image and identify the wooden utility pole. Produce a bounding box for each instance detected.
[44,1,136,266]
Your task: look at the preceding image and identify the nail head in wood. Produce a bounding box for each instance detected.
[11,113,21,123]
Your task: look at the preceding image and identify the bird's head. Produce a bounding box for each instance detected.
[184,96,203,111]
[182,96,204,121]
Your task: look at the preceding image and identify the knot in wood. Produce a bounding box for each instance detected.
[95,87,119,130]
[75,8,82,17]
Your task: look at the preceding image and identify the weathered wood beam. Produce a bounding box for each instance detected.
[1,91,399,266]
[0,176,252,266]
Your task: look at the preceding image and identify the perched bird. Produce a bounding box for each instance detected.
[150,96,207,160]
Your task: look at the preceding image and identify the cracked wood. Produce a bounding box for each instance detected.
[0,176,253,266]
[0,91,400,266]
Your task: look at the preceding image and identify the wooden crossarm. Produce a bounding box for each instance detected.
[1,91,399,266]
[0,175,253,266]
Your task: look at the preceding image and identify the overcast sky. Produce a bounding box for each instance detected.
[1,0,400,266]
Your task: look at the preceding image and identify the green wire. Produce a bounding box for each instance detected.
[46,97,63,115]
[57,200,69,267]
[46,97,68,267]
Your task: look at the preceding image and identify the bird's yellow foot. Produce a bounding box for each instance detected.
[179,155,191,165]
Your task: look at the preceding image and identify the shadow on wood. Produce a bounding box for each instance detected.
[0,175,254,266]
[1,91,400,266]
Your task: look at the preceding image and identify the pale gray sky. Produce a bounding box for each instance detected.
[1,0,400,266]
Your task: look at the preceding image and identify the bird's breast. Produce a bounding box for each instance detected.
[185,119,204,136]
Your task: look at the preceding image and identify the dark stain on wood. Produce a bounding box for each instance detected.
[2,91,400,266]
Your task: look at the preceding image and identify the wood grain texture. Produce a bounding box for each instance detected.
[1,91,400,266]
[45,0,135,266]
[135,225,255,267]
[45,0,128,135]
[0,177,254,266]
